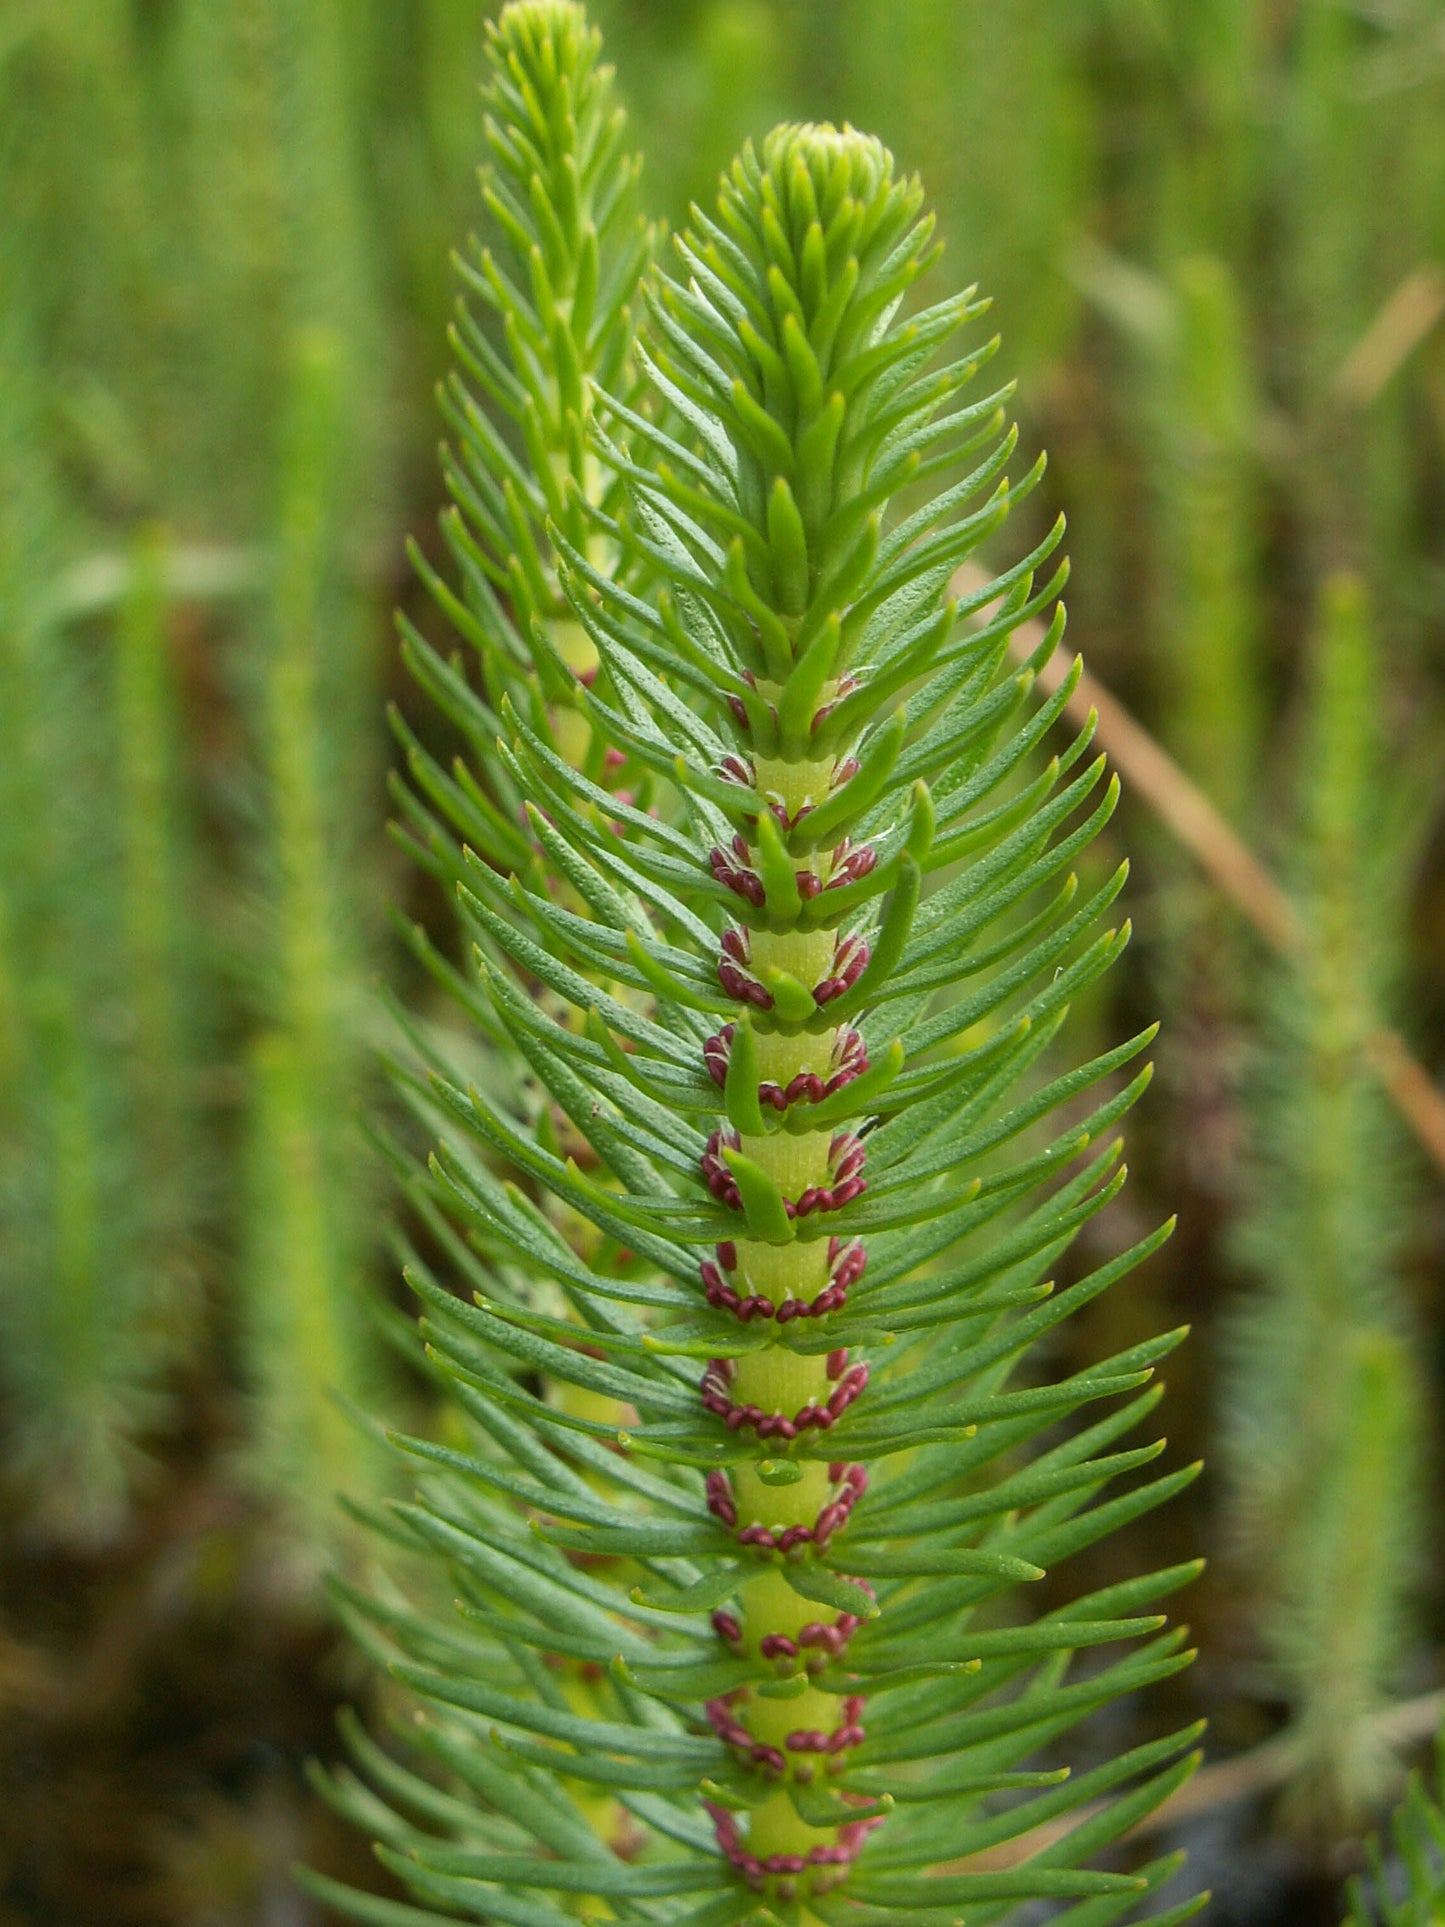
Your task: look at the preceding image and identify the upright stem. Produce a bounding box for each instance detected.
[698,751,882,1895]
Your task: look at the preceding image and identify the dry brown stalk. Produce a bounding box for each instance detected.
[951,564,1445,1180]
[1334,265,1445,409]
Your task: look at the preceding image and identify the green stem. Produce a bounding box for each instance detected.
[709,788,869,1882]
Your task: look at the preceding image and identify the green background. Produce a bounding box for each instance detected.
[1,2,1442,1920]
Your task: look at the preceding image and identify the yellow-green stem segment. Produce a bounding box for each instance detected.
[713,779,867,1875]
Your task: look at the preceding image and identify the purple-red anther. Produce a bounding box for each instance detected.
[813,1463,867,1546]
[812,930,870,1006]
[831,1134,866,1183]
[700,1357,868,1439]
[702,1024,869,1111]
[826,838,878,892]
[788,1130,867,1218]
[705,1699,786,1775]
[830,1026,868,1086]
[712,1611,743,1645]
[702,1129,866,1219]
[710,841,766,907]
[699,1236,862,1322]
[759,1632,799,1659]
[724,671,766,735]
[711,1464,866,1552]
[700,1129,742,1209]
[799,1612,863,1657]
[777,1295,832,1324]
[706,1798,883,1895]
[789,1133,868,1219]
[700,1357,736,1413]
[725,671,760,733]
[719,755,753,788]
[758,793,813,835]
[784,1729,828,1754]
[835,930,871,989]
[703,1025,732,1088]
[785,1696,867,1756]
[809,675,858,740]
[831,756,861,789]
[719,958,773,1006]
[813,1503,844,1543]
[717,928,771,1008]
[699,1261,741,1313]
[705,1470,738,1528]
[830,1238,868,1290]
[828,1363,870,1419]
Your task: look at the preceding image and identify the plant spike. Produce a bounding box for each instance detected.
[402,0,657,818]
[311,10,1204,1925]
[0,235,197,1543]
[1222,574,1425,1830]
[1142,250,1262,1213]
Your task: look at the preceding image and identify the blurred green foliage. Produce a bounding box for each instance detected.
[1,1,1443,1920]
[237,329,392,1576]
[1343,1730,1445,1926]
[1225,576,1427,1829]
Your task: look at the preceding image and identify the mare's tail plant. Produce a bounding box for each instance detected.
[307,5,1205,1921]
[1143,251,1260,1203]
[0,240,201,1543]
[1222,574,1425,1830]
